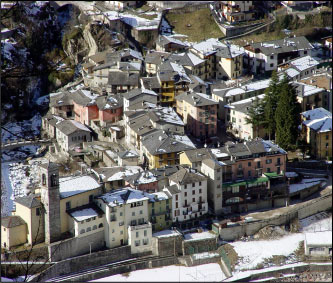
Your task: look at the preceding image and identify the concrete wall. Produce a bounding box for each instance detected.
[183,237,218,255]
[48,230,105,262]
[153,235,183,257]
[37,245,132,282]
[218,192,332,240]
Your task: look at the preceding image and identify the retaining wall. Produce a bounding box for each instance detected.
[218,192,332,241]
[35,245,132,282]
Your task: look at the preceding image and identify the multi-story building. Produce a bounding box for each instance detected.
[156,35,189,53]
[180,139,288,214]
[163,166,208,229]
[123,88,159,111]
[301,107,332,160]
[96,187,152,254]
[175,91,218,140]
[244,36,313,75]
[145,191,172,232]
[217,1,255,23]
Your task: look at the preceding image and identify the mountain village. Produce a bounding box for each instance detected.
[1,1,332,282]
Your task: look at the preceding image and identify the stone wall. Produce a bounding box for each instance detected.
[49,230,105,262]
[35,245,132,282]
[217,192,332,241]
[183,237,218,255]
[153,235,183,257]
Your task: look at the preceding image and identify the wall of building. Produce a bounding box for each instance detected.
[182,237,217,255]
[1,224,27,248]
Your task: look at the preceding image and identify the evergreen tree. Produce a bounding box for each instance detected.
[245,96,265,139]
[275,74,302,150]
[262,70,280,140]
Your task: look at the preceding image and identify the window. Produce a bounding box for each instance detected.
[80,229,85,234]
[270,63,274,67]
[98,223,103,228]
[93,225,97,230]
[87,227,91,232]
[86,218,91,223]
[118,180,122,186]
[143,238,149,245]
[132,212,135,216]
[277,158,281,164]
[192,198,195,202]
[89,194,94,203]
[192,183,195,187]
[270,55,274,59]
[184,192,187,197]
[119,221,124,226]
[192,190,195,195]
[136,231,139,238]
[4,228,6,231]
[112,237,115,241]
[248,162,251,167]
[66,201,71,211]
[135,240,140,246]
[199,189,202,193]
[144,230,147,237]
[120,230,123,235]
[184,185,187,189]
[248,171,252,177]
[266,159,272,164]
[304,50,307,54]
[267,168,271,173]
[232,187,239,193]
[42,174,46,185]
[199,181,202,186]
[120,212,123,216]
[140,210,143,215]
[36,207,40,216]
[326,134,329,140]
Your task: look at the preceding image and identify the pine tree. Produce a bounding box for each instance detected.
[262,70,280,140]
[275,74,302,150]
[245,96,265,139]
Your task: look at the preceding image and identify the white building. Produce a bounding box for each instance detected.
[96,187,153,254]
[304,231,332,257]
[164,166,208,223]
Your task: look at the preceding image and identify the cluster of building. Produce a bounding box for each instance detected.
[1,1,332,261]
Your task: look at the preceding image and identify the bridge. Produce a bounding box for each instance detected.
[1,138,53,151]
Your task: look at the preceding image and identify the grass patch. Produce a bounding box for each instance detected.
[165,8,224,42]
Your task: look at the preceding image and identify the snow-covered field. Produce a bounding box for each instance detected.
[231,233,305,271]
[299,212,332,232]
[1,159,46,217]
[90,263,226,282]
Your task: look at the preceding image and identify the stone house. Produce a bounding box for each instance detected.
[125,171,159,192]
[49,91,74,119]
[107,71,140,94]
[175,91,218,140]
[301,107,332,160]
[123,88,159,111]
[55,120,92,153]
[42,114,64,139]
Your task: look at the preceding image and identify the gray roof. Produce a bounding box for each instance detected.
[175,91,218,107]
[150,165,181,181]
[95,94,123,110]
[145,51,171,65]
[49,91,73,107]
[56,120,91,135]
[108,72,140,86]
[15,194,42,209]
[1,216,26,228]
[202,158,223,169]
[141,77,161,89]
[71,89,97,107]
[117,150,139,159]
[157,35,188,48]
[182,148,213,163]
[169,166,206,185]
[42,114,64,127]
[142,130,195,155]
[165,184,181,195]
[123,88,158,100]
[93,166,142,182]
[246,36,313,56]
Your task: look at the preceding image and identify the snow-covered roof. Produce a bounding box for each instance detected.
[305,231,332,246]
[187,52,205,66]
[93,166,143,182]
[289,178,324,194]
[191,38,225,56]
[59,175,100,199]
[184,231,217,241]
[290,55,320,72]
[211,148,229,158]
[153,229,181,238]
[295,82,325,97]
[144,191,169,202]
[284,67,300,78]
[70,207,99,222]
[302,107,332,133]
[98,187,149,207]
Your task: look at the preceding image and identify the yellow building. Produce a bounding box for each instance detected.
[141,130,196,169]
[1,216,27,249]
[146,192,172,232]
[216,45,244,80]
[301,108,332,160]
[12,195,45,245]
[158,72,175,106]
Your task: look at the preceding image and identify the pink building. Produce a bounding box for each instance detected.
[176,91,218,141]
